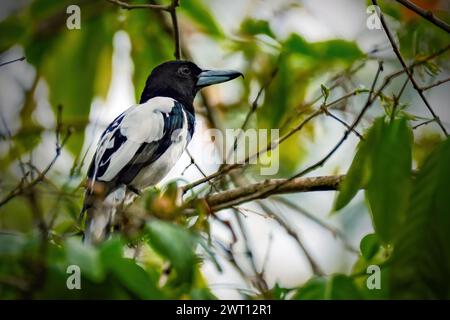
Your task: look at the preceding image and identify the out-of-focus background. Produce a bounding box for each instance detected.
[0,0,449,299]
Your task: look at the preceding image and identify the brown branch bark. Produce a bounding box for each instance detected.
[205,175,344,211]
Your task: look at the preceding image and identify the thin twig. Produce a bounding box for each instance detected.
[259,231,273,276]
[394,0,450,33]
[0,56,25,67]
[181,88,371,194]
[272,196,358,254]
[231,208,269,294]
[169,0,181,60]
[233,62,384,205]
[257,200,324,276]
[413,118,435,130]
[421,77,450,91]
[374,0,448,136]
[106,0,170,11]
[0,128,73,208]
[226,63,279,163]
[390,75,410,122]
[326,111,364,140]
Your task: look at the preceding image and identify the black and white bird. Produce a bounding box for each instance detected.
[81,60,242,244]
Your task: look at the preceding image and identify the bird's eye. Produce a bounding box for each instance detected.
[179,66,191,76]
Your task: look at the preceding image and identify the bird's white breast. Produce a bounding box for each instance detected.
[129,109,190,190]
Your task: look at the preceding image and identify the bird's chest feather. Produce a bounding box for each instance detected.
[129,110,191,190]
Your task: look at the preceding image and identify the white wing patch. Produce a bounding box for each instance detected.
[97,140,141,181]
[92,97,175,182]
[120,96,175,143]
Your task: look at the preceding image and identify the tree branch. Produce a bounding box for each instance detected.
[421,77,450,91]
[106,0,169,11]
[0,127,73,208]
[0,56,25,67]
[181,44,450,194]
[240,61,384,203]
[169,0,181,60]
[374,0,448,136]
[394,0,450,33]
[206,175,344,211]
[256,200,325,276]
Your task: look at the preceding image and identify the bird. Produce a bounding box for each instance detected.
[80,60,242,244]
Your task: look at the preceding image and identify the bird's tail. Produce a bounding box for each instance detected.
[81,184,127,245]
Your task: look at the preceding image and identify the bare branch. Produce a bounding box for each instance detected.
[413,118,435,130]
[240,61,384,203]
[272,196,358,254]
[231,208,270,294]
[0,56,25,67]
[0,127,73,208]
[257,200,325,276]
[106,0,169,11]
[374,0,448,136]
[326,110,364,140]
[206,175,344,210]
[226,62,279,162]
[169,0,181,60]
[181,88,372,194]
[394,0,450,33]
[421,77,450,91]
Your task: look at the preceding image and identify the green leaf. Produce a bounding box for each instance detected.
[65,238,104,282]
[0,16,28,53]
[313,39,364,62]
[294,275,362,300]
[284,34,315,56]
[390,138,450,299]
[326,274,363,299]
[334,118,383,210]
[38,13,114,156]
[240,19,275,38]
[180,0,224,38]
[320,84,329,103]
[271,283,292,300]
[125,9,173,101]
[293,277,327,299]
[99,238,162,299]
[111,258,161,299]
[360,233,381,261]
[366,118,413,243]
[336,117,413,243]
[145,220,197,285]
[189,288,216,300]
[285,34,364,63]
[258,57,293,128]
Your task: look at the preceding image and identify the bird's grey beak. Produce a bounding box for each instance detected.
[196,69,243,88]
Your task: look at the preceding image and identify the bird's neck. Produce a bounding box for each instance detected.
[139,89,195,115]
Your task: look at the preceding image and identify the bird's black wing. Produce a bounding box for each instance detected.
[87,97,189,190]
[115,101,187,185]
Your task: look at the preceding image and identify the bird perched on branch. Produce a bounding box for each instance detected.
[81,60,242,244]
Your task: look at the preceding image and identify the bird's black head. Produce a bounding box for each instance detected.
[139,60,242,112]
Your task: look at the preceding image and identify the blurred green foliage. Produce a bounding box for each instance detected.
[0,0,449,299]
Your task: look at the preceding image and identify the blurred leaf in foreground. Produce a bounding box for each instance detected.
[390,138,450,299]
